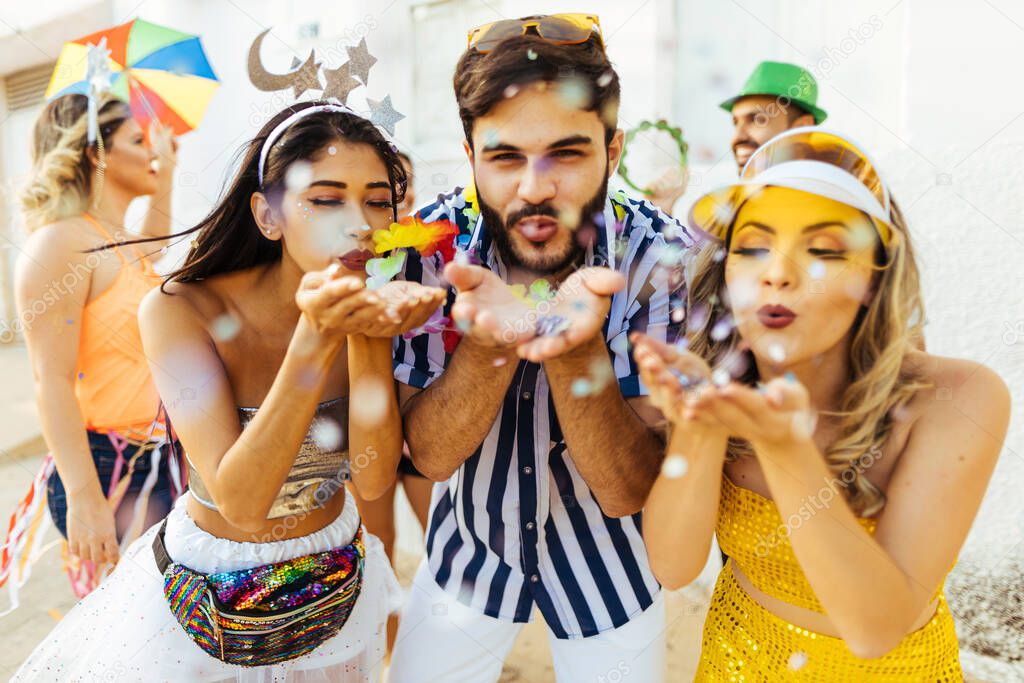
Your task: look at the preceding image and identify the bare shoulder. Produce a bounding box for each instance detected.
[19,217,99,265]
[139,268,260,333]
[901,350,1011,462]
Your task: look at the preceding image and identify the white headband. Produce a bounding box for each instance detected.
[257,103,358,186]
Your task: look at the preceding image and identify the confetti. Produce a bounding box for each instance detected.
[609,334,630,355]
[670,306,686,323]
[787,651,808,671]
[285,161,314,193]
[493,356,509,367]
[311,418,343,450]
[661,454,689,478]
[571,378,592,397]
[808,260,826,279]
[210,313,242,342]
[327,145,337,156]
[710,318,733,342]
[711,368,731,387]
[597,70,614,87]
[768,342,786,363]
[527,49,538,60]
[556,78,591,109]
[349,376,390,426]
[536,315,570,337]
[503,84,520,99]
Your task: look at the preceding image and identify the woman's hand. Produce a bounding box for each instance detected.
[66,491,119,566]
[148,120,178,174]
[631,332,717,428]
[296,266,380,338]
[687,374,813,451]
[367,280,447,337]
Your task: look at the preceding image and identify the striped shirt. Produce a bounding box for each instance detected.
[394,187,695,639]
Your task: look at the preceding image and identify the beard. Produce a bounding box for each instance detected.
[477,173,609,275]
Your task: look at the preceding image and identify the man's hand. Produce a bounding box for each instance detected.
[517,267,625,362]
[446,262,537,348]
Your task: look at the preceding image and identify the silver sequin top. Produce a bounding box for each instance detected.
[187,397,350,519]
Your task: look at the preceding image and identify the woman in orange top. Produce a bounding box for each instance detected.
[3,93,184,600]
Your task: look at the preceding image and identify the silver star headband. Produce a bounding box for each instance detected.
[257,103,357,186]
[247,29,405,136]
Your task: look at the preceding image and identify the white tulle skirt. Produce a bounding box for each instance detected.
[13,494,402,682]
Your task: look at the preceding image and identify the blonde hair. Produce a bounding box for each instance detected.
[20,93,131,231]
[686,198,930,517]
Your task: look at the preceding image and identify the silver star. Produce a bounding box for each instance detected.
[367,94,405,136]
[322,61,360,104]
[346,38,377,85]
[288,51,323,98]
[85,37,113,94]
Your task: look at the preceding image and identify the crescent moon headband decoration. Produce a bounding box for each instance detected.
[247,28,406,186]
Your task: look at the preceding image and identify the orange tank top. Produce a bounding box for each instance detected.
[74,214,164,436]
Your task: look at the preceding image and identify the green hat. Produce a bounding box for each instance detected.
[719,61,827,124]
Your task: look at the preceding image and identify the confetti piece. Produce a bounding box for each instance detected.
[328,146,337,156]
[787,651,808,671]
[311,418,343,450]
[210,313,241,342]
[597,70,614,87]
[503,84,520,99]
[349,375,389,426]
[671,307,686,323]
[711,368,731,387]
[571,378,592,397]
[713,248,727,262]
[768,343,786,363]
[284,161,313,192]
[609,334,630,355]
[556,78,591,109]
[527,49,538,60]
[808,260,826,279]
[710,318,733,341]
[536,314,570,337]
[493,356,508,367]
[662,454,689,478]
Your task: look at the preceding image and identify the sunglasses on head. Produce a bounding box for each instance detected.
[467,13,604,54]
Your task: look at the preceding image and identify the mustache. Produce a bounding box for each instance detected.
[504,203,559,230]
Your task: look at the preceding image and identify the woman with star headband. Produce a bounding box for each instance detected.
[13,99,446,681]
[634,128,1010,679]
[2,91,184,609]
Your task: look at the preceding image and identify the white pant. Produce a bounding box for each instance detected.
[389,560,666,683]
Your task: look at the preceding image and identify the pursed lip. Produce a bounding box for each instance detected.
[515,216,560,244]
[338,249,374,272]
[757,304,797,329]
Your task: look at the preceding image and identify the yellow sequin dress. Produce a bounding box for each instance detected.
[694,475,963,681]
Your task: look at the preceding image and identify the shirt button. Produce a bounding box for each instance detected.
[522,466,533,475]
[521,391,532,401]
[530,574,540,583]
[525,521,536,531]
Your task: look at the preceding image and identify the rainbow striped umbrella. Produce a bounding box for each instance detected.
[45,18,219,135]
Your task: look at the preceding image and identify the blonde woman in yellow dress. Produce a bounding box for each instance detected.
[634,128,1010,680]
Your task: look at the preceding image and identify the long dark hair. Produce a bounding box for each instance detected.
[95,100,407,290]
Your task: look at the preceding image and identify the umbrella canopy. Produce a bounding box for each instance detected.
[46,18,219,135]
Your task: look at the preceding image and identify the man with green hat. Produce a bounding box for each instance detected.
[721,60,827,172]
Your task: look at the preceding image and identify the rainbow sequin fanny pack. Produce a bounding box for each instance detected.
[152,520,364,666]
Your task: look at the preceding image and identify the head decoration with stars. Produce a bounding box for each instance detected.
[247,28,405,185]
